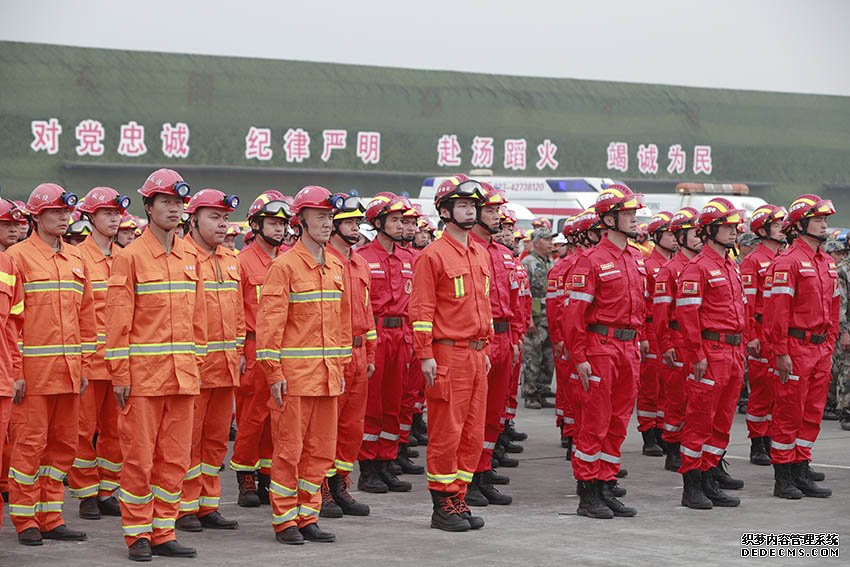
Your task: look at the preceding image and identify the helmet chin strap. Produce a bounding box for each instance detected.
[704,225,736,250]
[758,223,786,245]
[799,218,828,242]
[675,230,700,254]
[375,216,404,243]
[332,222,360,246]
[254,218,284,248]
[604,211,637,239]
[653,233,676,255]
[443,202,475,230]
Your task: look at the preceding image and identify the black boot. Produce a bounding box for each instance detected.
[665,442,682,472]
[610,480,626,498]
[300,522,335,542]
[452,495,484,529]
[275,525,305,545]
[680,470,713,509]
[773,463,803,499]
[150,540,197,558]
[98,495,121,516]
[18,527,43,546]
[479,474,513,505]
[641,429,663,457]
[406,444,420,458]
[430,490,470,532]
[803,461,825,482]
[236,471,260,507]
[576,480,614,519]
[599,480,637,517]
[701,467,740,507]
[563,436,573,461]
[465,473,489,507]
[257,472,271,505]
[498,431,524,454]
[615,468,628,478]
[749,437,771,466]
[377,460,412,492]
[654,428,666,453]
[357,460,389,494]
[714,458,744,490]
[41,524,87,541]
[493,443,519,468]
[482,469,510,485]
[319,478,344,518]
[199,511,238,529]
[128,538,152,561]
[793,462,832,498]
[407,434,419,449]
[412,413,429,446]
[79,496,101,520]
[328,474,370,516]
[505,419,527,441]
[396,444,425,475]
[175,514,203,532]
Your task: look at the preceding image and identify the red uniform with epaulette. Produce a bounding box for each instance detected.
[636,247,669,434]
[504,258,531,424]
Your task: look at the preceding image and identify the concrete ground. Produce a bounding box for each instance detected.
[1,407,847,566]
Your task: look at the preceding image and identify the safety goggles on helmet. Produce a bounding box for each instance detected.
[256,200,291,219]
[333,194,366,220]
[67,219,92,236]
[439,181,485,205]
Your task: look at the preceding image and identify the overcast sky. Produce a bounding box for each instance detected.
[2,0,849,96]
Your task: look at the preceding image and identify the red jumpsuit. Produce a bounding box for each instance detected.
[564,236,645,482]
[231,242,277,476]
[504,259,531,423]
[740,243,778,439]
[637,248,669,432]
[470,232,521,472]
[410,231,493,496]
[675,245,746,473]
[326,246,376,478]
[357,239,414,461]
[763,240,839,464]
[549,252,579,437]
[0,252,23,527]
[652,251,692,444]
[399,246,421,446]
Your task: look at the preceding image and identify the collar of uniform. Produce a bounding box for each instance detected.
[791,237,819,261]
[81,234,109,263]
[28,231,70,260]
[755,242,777,260]
[599,234,629,258]
[185,233,222,261]
[442,229,474,256]
[325,243,350,264]
[140,226,187,259]
[245,240,275,267]
[702,242,732,267]
[363,238,401,260]
[292,238,325,270]
[469,230,493,250]
[649,247,669,264]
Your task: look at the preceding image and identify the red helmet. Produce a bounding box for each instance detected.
[77,187,131,214]
[66,209,92,237]
[785,194,835,232]
[479,182,509,207]
[118,213,138,230]
[27,183,78,215]
[333,193,366,221]
[364,192,413,221]
[595,183,645,214]
[697,198,745,229]
[499,204,518,225]
[403,203,424,218]
[647,211,673,236]
[531,216,552,230]
[290,185,335,216]
[138,168,191,202]
[417,216,437,233]
[247,190,290,221]
[0,199,24,223]
[669,207,699,232]
[185,189,240,214]
[749,204,787,233]
[562,216,577,237]
[572,207,601,233]
[434,175,484,208]
[226,223,242,237]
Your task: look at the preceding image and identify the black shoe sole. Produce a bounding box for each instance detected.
[576,508,614,519]
[430,522,470,532]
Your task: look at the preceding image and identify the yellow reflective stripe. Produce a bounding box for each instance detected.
[97,457,123,473]
[412,321,433,332]
[207,340,238,353]
[297,479,321,494]
[184,465,201,481]
[38,465,66,482]
[365,330,378,341]
[10,300,23,315]
[279,347,352,359]
[99,479,120,492]
[134,281,196,295]
[105,347,130,360]
[9,504,37,516]
[456,469,474,483]
[288,290,343,303]
[236,336,246,347]
[269,481,296,498]
[326,468,337,478]
[22,344,82,357]
[256,285,262,303]
[9,467,38,485]
[73,457,98,469]
[426,472,457,484]
[24,280,84,294]
[123,523,153,536]
[119,488,153,505]
[203,281,239,292]
[258,459,273,469]
[484,276,490,296]
[199,496,220,507]
[91,281,108,292]
[334,459,354,472]
[0,271,15,286]
[70,484,100,499]
[96,333,107,344]
[179,500,200,512]
[38,501,64,513]
[200,463,221,476]
[152,485,181,503]
[127,342,198,356]
[272,507,299,524]
[152,517,175,529]
[81,342,97,354]
[229,459,260,472]
[298,505,321,518]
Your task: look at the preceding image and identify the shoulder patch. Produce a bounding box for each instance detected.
[742,274,753,286]
[572,274,586,289]
[599,262,615,271]
[709,269,722,277]
[655,281,667,294]
[800,261,812,268]
[682,281,699,295]
[759,261,770,268]
[773,271,789,285]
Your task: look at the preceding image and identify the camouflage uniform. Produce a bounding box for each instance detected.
[521,249,554,400]
[832,255,850,420]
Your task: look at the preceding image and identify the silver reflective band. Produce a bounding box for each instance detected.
[770,286,795,296]
[702,444,725,455]
[288,290,342,302]
[135,281,196,294]
[653,295,672,304]
[676,297,702,306]
[570,291,595,303]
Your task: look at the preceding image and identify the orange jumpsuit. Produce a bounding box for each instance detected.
[410,231,493,496]
[179,235,245,519]
[326,246,376,478]
[7,235,97,533]
[257,240,352,532]
[0,251,23,527]
[106,229,207,547]
[231,242,277,475]
[68,235,123,500]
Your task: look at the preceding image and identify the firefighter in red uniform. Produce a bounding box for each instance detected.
[636,212,676,457]
[564,185,646,519]
[231,190,290,507]
[357,193,417,493]
[410,175,492,532]
[321,193,377,518]
[740,204,787,466]
[764,194,837,500]
[464,184,520,507]
[652,207,701,473]
[68,187,130,520]
[548,220,576,447]
[676,198,747,510]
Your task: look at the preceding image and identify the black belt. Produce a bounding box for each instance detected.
[493,320,510,334]
[587,324,637,341]
[434,338,487,351]
[669,321,680,331]
[352,335,364,347]
[701,330,742,346]
[378,317,403,328]
[788,328,827,345]
[646,316,654,323]
[754,313,763,323]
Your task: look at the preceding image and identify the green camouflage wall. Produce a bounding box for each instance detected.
[1,41,849,220]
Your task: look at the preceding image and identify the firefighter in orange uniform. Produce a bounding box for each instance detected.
[175,189,245,532]
[256,185,352,545]
[764,194,837,500]
[106,169,207,561]
[321,193,377,518]
[8,183,96,545]
[0,195,24,529]
[230,190,290,506]
[68,187,131,520]
[410,175,493,532]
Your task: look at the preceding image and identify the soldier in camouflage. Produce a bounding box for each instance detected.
[824,237,850,430]
[521,228,555,409]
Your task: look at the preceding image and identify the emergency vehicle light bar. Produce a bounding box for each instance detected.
[676,183,749,195]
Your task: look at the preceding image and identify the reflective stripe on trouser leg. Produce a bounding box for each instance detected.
[69,381,122,498]
[270,396,338,532]
[400,350,423,445]
[702,352,744,470]
[476,332,512,473]
[744,356,773,438]
[426,343,487,495]
[661,352,688,444]
[359,326,406,461]
[230,342,274,474]
[597,342,640,481]
[636,355,662,432]
[335,346,369,476]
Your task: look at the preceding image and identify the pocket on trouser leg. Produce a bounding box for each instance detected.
[425,366,451,402]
